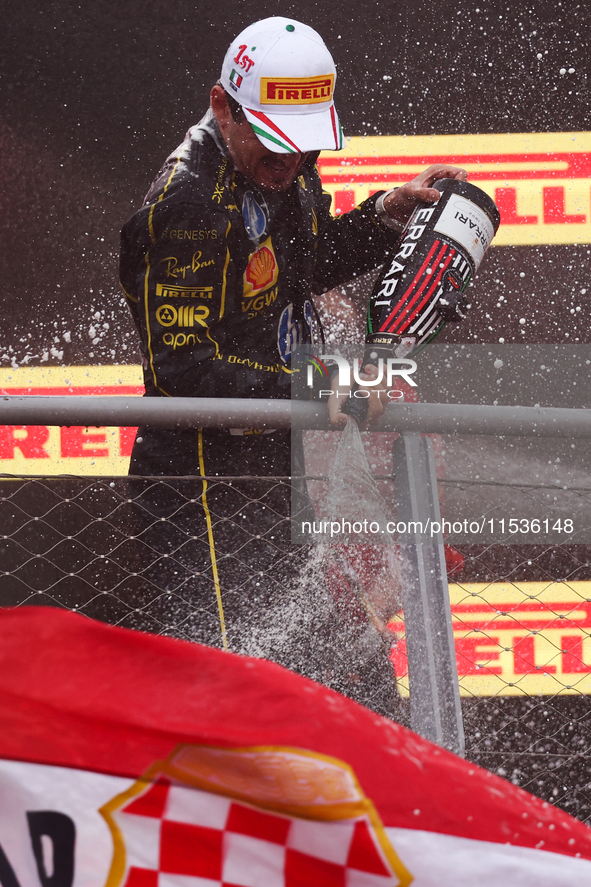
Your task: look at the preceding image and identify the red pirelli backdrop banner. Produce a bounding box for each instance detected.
[3,136,591,470]
[319,131,591,245]
[390,582,591,698]
[0,606,590,885]
[0,366,143,475]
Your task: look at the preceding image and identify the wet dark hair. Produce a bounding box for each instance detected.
[216,82,246,123]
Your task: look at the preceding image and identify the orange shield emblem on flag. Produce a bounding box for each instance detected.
[100,744,413,887]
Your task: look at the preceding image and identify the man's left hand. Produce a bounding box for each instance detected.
[328,363,388,430]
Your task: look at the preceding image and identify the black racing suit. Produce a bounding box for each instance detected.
[120,109,399,413]
[119,110,403,719]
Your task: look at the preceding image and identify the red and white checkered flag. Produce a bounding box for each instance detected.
[0,607,590,886]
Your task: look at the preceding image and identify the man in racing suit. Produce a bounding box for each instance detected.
[119,17,466,716]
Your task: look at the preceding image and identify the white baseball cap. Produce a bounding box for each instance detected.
[220,17,344,154]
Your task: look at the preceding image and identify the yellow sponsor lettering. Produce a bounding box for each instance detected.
[156,304,210,328]
[192,251,215,273]
[261,75,334,105]
[224,354,281,372]
[164,229,218,241]
[156,283,213,299]
[163,333,198,350]
[212,158,228,202]
[161,252,215,280]
[193,305,209,327]
[241,286,278,316]
[155,304,177,327]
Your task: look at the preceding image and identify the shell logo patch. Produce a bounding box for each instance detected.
[100,744,412,887]
[243,237,279,297]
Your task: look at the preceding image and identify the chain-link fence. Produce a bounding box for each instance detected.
[422,473,590,826]
[0,474,298,638]
[0,472,404,724]
[445,536,591,827]
[2,420,591,827]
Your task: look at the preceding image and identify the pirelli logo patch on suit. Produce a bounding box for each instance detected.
[156,284,213,300]
[260,75,334,104]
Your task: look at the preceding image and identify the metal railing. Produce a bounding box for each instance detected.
[3,395,591,436]
[1,396,591,822]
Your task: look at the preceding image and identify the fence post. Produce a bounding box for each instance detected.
[392,433,464,756]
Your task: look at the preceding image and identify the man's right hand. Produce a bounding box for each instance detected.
[382,164,468,231]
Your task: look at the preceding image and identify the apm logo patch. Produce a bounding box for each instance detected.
[100,744,412,887]
[155,304,210,328]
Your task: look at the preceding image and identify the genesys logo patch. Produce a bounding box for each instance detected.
[243,236,279,297]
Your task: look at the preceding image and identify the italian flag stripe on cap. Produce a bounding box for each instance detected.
[247,109,301,153]
[331,106,344,150]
